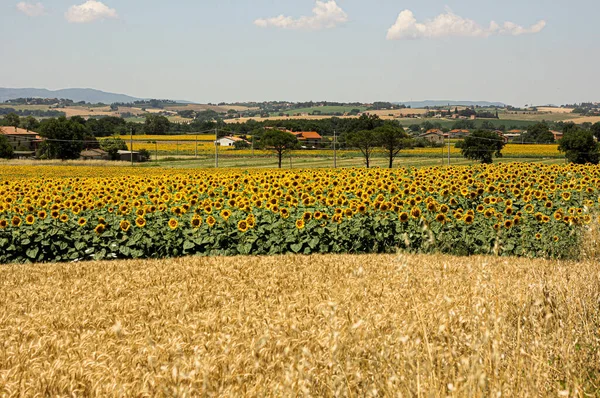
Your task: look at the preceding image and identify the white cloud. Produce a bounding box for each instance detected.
[386,9,546,40]
[16,2,46,17]
[65,0,117,23]
[254,0,348,30]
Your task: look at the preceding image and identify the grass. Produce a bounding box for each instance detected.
[140,155,565,169]
[1,253,598,396]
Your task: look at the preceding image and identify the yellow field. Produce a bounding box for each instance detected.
[0,253,598,396]
[406,144,562,157]
[537,107,574,114]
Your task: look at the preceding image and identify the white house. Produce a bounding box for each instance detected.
[216,136,250,147]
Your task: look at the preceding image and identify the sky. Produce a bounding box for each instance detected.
[1,0,599,106]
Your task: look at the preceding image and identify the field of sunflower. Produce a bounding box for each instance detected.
[0,163,597,263]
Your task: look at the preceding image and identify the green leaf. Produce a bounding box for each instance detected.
[26,247,39,259]
[183,240,195,250]
[290,243,303,253]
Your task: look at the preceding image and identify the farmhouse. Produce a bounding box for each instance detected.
[80,148,109,160]
[448,129,470,138]
[419,129,445,144]
[216,136,250,147]
[117,150,141,162]
[291,131,322,147]
[0,126,43,152]
[551,131,564,141]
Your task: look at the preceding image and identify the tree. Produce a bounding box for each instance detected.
[0,134,14,159]
[480,120,495,130]
[99,137,128,160]
[346,129,378,168]
[521,122,554,143]
[375,125,410,168]
[233,140,250,150]
[39,117,86,160]
[459,130,505,164]
[21,116,40,131]
[260,130,298,168]
[144,115,170,135]
[558,129,599,164]
[591,122,600,141]
[4,113,20,129]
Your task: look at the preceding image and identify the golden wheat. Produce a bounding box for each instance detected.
[0,253,598,396]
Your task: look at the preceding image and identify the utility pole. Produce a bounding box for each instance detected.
[447,134,451,166]
[333,130,337,168]
[130,127,133,166]
[215,127,219,168]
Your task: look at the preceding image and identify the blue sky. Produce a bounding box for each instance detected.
[1,0,599,106]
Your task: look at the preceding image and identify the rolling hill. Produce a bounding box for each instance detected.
[0,87,143,104]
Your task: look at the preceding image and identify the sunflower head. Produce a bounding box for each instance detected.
[120,220,131,232]
[237,220,249,232]
[168,218,178,230]
[94,224,106,235]
[207,216,216,227]
[136,217,146,228]
[190,217,202,228]
[78,217,86,227]
[295,219,305,229]
[25,215,35,225]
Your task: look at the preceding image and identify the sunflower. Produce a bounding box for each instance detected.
[220,209,231,221]
[535,233,541,240]
[561,191,571,201]
[38,210,47,219]
[206,216,216,227]
[168,218,178,230]
[0,219,7,229]
[25,215,35,225]
[463,214,474,225]
[190,217,202,228]
[435,213,447,223]
[51,210,60,219]
[553,236,559,242]
[120,220,131,232]
[399,212,409,222]
[295,219,305,229]
[314,211,323,220]
[78,217,86,227]
[136,217,147,228]
[410,207,421,219]
[94,224,106,235]
[59,214,69,223]
[237,220,249,233]
[504,219,513,229]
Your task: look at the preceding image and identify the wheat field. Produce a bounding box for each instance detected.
[1,253,599,396]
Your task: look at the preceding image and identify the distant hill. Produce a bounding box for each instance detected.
[396,100,506,108]
[0,88,143,104]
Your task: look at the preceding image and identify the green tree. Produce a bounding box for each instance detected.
[459,130,505,164]
[4,113,20,129]
[375,125,409,168]
[21,116,40,131]
[346,129,379,168]
[99,137,128,160]
[0,134,14,159]
[260,130,298,168]
[591,122,600,141]
[144,115,170,135]
[558,129,599,164]
[521,122,554,143]
[39,117,86,160]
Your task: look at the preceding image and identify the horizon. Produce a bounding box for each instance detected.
[2,0,600,106]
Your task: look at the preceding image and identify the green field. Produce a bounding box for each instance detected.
[270,105,368,116]
[141,155,564,170]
